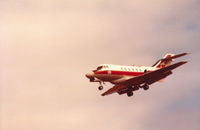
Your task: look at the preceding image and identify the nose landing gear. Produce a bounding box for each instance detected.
[98,86,103,90]
[98,81,104,90]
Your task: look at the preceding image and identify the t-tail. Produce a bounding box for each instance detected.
[152,53,189,68]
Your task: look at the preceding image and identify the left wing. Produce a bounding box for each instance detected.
[101,85,126,96]
[102,61,187,96]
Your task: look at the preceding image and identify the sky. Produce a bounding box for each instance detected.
[1,0,200,130]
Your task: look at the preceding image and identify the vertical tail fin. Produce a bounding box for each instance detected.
[152,53,175,68]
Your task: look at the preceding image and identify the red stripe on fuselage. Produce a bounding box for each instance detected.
[111,70,143,76]
[94,70,146,76]
[94,70,108,75]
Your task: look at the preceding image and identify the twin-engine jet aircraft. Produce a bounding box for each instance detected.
[85,53,189,97]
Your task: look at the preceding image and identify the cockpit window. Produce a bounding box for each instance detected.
[93,66,103,72]
[97,66,103,70]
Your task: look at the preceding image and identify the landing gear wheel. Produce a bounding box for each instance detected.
[127,91,133,97]
[98,86,103,90]
[143,84,149,90]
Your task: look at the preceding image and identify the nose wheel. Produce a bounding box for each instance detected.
[98,81,105,90]
[98,81,104,90]
[98,86,103,90]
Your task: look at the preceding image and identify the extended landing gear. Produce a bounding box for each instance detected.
[127,91,133,97]
[143,84,149,90]
[98,81,104,90]
[127,86,134,97]
[98,86,103,90]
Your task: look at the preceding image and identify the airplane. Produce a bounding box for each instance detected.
[85,53,189,97]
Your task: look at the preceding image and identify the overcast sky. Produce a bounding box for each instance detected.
[1,0,200,130]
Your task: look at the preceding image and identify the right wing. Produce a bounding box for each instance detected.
[123,61,187,86]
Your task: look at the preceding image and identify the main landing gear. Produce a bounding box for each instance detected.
[127,91,133,97]
[143,83,149,90]
[127,86,133,97]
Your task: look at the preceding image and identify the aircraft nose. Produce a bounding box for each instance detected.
[85,72,94,79]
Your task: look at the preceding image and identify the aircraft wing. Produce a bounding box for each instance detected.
[123,61,187,86]
[101,85,127,96]
[101,61,187,96]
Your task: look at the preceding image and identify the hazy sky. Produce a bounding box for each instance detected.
[1,0,200,130]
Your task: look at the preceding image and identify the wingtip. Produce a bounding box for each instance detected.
[181,61,188,64]
[185,52,191,55]
[101,93,106,96]
[101,94,105,96]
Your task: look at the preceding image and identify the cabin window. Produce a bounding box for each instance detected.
[128,68,130,71]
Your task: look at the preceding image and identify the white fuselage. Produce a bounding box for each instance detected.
[91,64,157,83]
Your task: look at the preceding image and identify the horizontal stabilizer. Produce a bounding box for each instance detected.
[161,52,189,61]
[152,53,189,68]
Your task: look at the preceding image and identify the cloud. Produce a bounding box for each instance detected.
[143,87,200,130]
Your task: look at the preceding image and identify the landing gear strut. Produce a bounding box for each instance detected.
[127,86,133,97]
[98,81,104,90]
[143,83,149,90]
[127,91,133,97]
